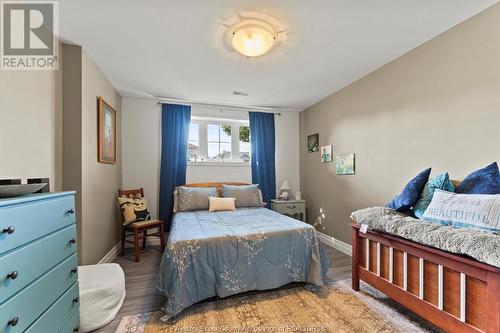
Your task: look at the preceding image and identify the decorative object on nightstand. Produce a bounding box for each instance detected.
[271,199,306,222]
[295,191,301,200]
[279,180,291,200]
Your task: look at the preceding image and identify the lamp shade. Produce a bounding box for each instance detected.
[280,180,291,191]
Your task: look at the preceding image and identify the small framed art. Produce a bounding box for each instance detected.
[335,153,355,175]
[307,133,319,152]
[321,145,333,163]
[98,96,117,164]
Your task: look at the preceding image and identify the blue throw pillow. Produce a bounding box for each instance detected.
[413,172,454,218]
[387,168,431,212]
[455,162,500,194]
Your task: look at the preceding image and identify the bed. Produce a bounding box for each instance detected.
[351,208,500,333]
[156,183,329,321]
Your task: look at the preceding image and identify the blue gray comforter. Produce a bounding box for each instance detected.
[156,207,329,321]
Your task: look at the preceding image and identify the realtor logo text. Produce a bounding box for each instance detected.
[1,1,59,70]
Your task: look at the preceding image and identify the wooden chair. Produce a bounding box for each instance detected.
[118,188,165,262]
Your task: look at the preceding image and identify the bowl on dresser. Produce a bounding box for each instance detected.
[0,184,48,198]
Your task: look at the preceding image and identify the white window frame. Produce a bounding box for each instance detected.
[188,117,250,165]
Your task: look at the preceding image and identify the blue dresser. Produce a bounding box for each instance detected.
[0,192,79,333]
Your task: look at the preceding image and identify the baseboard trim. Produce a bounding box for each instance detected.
[98,242,122,264]
[317,232,352,257]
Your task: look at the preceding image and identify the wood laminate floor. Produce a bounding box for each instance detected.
[94,245,351,333]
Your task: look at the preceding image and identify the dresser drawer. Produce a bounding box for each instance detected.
[0,195,75,255]
[26,282,79,333]
[0,253,78,333]
[0,225,77,303]
[275,203,303,215]
[60,311,80,333]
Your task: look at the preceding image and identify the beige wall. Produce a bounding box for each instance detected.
[62,45,122,265]
[0,48,62,190]
[121,97,301,219]
[300,4,500,244]
[62,44,83,257]
[81,51,122,265]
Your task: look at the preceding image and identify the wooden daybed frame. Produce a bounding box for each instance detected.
[351,223,500,333]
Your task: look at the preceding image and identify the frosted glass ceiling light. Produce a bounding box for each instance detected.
[231,19,277,57]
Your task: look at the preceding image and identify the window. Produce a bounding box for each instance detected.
[239,126,251,162]
[187,118,250,163]
[188,123,200,162]
[208,124,232,161]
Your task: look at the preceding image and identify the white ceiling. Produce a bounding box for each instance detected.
[59,0,497,111]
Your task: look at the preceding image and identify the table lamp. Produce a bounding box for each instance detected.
[280,180,291,200]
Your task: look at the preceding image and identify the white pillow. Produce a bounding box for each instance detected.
[422,189,500,232]
[209,197,236,212]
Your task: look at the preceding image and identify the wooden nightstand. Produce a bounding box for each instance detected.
[270,199,306,222]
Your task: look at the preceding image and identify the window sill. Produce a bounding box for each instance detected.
[188,161,251,167]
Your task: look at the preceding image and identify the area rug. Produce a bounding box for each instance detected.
[115,280,441,333]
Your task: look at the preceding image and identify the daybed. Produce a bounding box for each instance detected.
[351,207,500,333]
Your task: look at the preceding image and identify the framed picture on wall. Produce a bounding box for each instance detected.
[321,145,333,163]
[307,133,319,152]
[335,153,355,175]
[98,96,117,164]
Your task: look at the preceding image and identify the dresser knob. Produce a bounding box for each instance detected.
[69,238,77,245]
[73,327,79,332]
[7,271,18,280]
[2,226,15,234]
[71,268,78,274]
[7,317,19,327]
[72,297,79,304]
[67,208,75,215]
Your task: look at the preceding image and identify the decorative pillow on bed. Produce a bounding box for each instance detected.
[222,184,262,207]
[387,168,431,212]
[422,189,500,232]
[176,186,217,212]
[455,162,500,194]
[173,190,179,213]
[413,172,455,218]
[209,197,236,212]
[117,196,151,225]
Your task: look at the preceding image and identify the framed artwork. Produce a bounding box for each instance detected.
[307,133,319,152]
[321,145,333,163]
[335,153,355,175]
[98,96,117,164]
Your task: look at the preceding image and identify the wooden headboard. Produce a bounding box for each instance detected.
[180,182,250,196]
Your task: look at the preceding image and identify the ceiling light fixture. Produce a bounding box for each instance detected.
[230,18,277,57]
